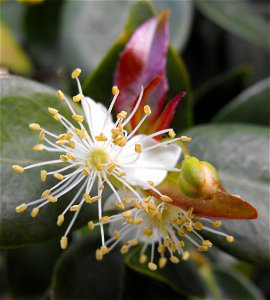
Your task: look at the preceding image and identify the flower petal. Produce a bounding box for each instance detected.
[82,97,114,137]
[119,135,181,187]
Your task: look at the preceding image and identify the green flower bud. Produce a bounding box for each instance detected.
[178,156,220,199]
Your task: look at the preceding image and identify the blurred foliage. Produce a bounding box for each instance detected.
[0,0,269,299]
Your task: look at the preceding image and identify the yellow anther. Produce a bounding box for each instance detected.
[111,128,122,136]
[147,180,154,186]
[122,210,132,219]
[139,254,147,264]
[113,231,120,240]
[148,203,156,210]
[40,170,47,182]
[117,111,127,119]
[107,163,116,173]
[178,228,186,237]
[88,221,95,230]
[32,144,44,151]
[69,141,75,149]
[99,184,104,190]
[16,203,27,213]
[213,221,222,228]
[60,236,68,250]
[53,173,64,181]
[115,201,125,210]
[134,217,143,225]
[82,168,89,176]
[47,196,58,203]
[182,251,190,261]
[112,85,119,95]
[194,221,203,230]
[134,201,141,209]
[142,227,153,237]
[12,165,24,173]
[73,93,84,103]
[60,155,68,162]
[70,205,80,212]
[117,170,126,177]
[31,207,39,218]
[181,135,192,142]
[186,224,193,232]
[203,240,213,247]
[127,239,138,246]
[29,123,40,131]
[71,68,81,79]
[95,249,103,261]
[57,215,64,226]
[41,189,50,198]
[48,107,58,115]
[179,241,185,248]
[83,195,100,203]
[75,128,86,139]
[168,129,176,138]
[159,257,167,269]
[58,133,67,140]
[66,152,76,161]
[72,114,84,122]
[144,105,151,116]
[170,256,180,264]
[187,207,194,218]
[53,114,62,121]
[135,143,142,153]
[123,198,131,204]
[39,130,45,140]
[127,218,134,224]
[100,216,111,223]
[226,236,234,243]
[101,245,109,255]
[96,163,103,171]
[198,245,208,252]
[55,140,68,145]
[65,132,73,140]
[113,136,127,147]
[158,244,165,254]
[57,90,65,100]
[160,195,173,203]
[148,262,157,271]
[120,245,129,254]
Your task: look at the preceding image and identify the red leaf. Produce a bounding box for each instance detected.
[114,10,169,115]
[148,175,258,220]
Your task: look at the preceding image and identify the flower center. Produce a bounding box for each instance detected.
[88,147,109,170]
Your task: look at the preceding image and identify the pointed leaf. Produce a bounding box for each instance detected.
[182,124,269,265]
[213,77,270,126]
[114,9,169,114]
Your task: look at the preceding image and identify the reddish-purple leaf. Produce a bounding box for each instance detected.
[114,9,169,115]
[148,174,258,220]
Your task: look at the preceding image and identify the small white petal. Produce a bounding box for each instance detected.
[119,135,181,187]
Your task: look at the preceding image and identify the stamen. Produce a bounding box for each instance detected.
[32,144,44,151]
[12,165,24,173]
[57,90,65,100]
[29,123,40,131]
[16,203,27,213]
[40,170,47,182]
[73,94,84,103]
[71,68,81,79]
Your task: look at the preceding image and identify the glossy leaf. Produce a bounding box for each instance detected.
[182,124,269,265]
[0,76,98,247]
[51,233,125,299]
[114,9,169,114]
[213,77,270,126]
[194,66,251,123]
[0,21,32,74]
[125,246,206,297]
[195,0,270,50]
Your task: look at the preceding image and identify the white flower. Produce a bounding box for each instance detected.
[12,68,182,250]
[93,189,234,270]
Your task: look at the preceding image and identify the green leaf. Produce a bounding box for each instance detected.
[0,21,32,75]
[5,239,62,299]
[125,246,206,297]
[200,265,265,300]
[51,233,125,299]
[183,124,269,265]
[153,0,194,51]
[0,76,97,247]
[195,0,270,51]
[213,78,270,126]
[194,66,251,123]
